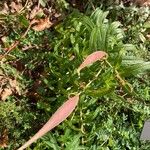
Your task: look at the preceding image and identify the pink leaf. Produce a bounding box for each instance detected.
[18,94,80,150]
[77,51,107,72]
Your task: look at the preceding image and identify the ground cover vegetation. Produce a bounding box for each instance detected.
[0,0,150,149]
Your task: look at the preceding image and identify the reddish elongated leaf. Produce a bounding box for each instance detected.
[77,51,107,72]
[18,94,79,150]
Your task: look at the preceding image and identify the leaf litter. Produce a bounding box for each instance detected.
[0,75,21,101]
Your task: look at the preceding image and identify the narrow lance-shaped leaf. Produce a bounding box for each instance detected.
[77,51,107,73]
[18,94,80,150]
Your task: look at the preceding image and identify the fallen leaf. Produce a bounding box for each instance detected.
[0,2,9,14]
[18,94,80,150]
[134,0,150,6]
[30,6,43,19]
[9,79,20,95]
[1,36,8,44]
[32,18,52,31]
[0,129,8,148]
[144,0,150,6]
[10,2,22,13]
[1,88,12,101]
[30,19,39,25]
[77,51,108,73]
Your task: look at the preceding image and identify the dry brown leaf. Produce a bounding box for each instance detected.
[0,88,3,95]
[10,2,22,13]
[30,19,39,25]
[1,88,12,101]
[0,74,21,100]
[134,0,150,6]
[1,36,8,44]
[143,0,150,5]
[32,18,52,31]
[9,79,20,95]
[0,2,9,14]
[0,86,3,95]
[0,129,8,148]
[30,6,43,19]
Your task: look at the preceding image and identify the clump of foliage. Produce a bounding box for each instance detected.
[0,1,150,149]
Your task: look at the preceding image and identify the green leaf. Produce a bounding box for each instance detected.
[123,44,137,52]
[42,133,60,150]
[85,87,114,97]
[139,33,146,43]
[144,22,150,28]
[121,62,150,76]
[39,0,47,7]
[91,8,109,26]
[18,15,29,27]
[89,27,98,50]
[82,16,95,32]
[122,56,144,65]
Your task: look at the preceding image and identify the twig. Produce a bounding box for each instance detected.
[22,45,37,51]
[105,60,126,85]
[105,60,134,93]
[37,0,40,9]
[1,41,20,57]
[22,23,32,38]
[18,0,29,13]
[82,62,104,92]
[84,68,102,90]
[0,23,32,60]
[88,0,96,10]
